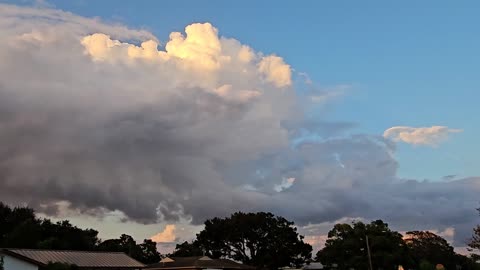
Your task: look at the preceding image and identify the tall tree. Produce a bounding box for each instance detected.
[404,231,455,270]
[316,220,413,270]
[195,212,312,270]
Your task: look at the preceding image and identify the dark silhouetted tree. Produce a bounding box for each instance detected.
[172,241,204,257]
[404,231,455,270]
[0,202,99,250]
[316,220,413,270]
[0,202,160,264]
[469,208,480,258]
[195,212,312,270]
[139,239,162,264]
[97,234,160,264]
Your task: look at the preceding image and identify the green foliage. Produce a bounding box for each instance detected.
[0,255,4,270]
[0,202,161,264]
[97,234,160,264]
[139,239,162,264]
[316,220,413,270]
[419,260,434,270]
[0,202,99,250]
[405,231,456,270]
[455,254,480,270]
[41,262,79,270]
[194,212,312,270]
[172,241,204,257]
[469,208,480,252]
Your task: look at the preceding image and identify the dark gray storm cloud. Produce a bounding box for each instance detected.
[0,3,478,248]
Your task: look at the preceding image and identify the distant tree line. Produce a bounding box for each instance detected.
[173,216,480,270]
[0,202,160,264]
[2,201,480,270]
[314,220,479,270]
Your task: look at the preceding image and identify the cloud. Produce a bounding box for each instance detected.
[258,55,292,87]
[151,224,177,243]
[0,3,479,253]
[274,177,295,192]
[383,126,462,146]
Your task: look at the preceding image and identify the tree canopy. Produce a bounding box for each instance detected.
[172,241,204,257]
[3,201,480,270]
[316,220,413,270]
[470,208,480,253]
[97,234,160,264]
[0,202,99,250]
[0,202,160,264]
[404,230,456,270]
[193,212,312,269]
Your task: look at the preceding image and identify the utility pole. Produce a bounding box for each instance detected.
[366,235,373,270]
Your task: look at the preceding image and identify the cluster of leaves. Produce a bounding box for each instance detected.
[405,230,456,270]
[469,208,480,260]
[315,220,480,270]
[97,234,160,264]
[316,220,412,270]
[172,212,312,270]
[0,202,160,264]
[4,199,480,270]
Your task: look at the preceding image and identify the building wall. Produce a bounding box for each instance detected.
[2,254,38,270]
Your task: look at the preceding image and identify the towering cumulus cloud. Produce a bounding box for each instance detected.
[0,4,479,249]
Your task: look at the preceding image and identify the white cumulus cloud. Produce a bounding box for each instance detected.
[383,126,462,146]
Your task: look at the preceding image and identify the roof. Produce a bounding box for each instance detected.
[146,256,254,270]
[1,248,145,268]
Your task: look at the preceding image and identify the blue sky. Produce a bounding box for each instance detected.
[18,0,479,180]
[2,0,480,251]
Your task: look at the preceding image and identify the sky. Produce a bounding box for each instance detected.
[0,0,479,254]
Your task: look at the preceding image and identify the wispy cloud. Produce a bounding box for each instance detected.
[383,126,462,146]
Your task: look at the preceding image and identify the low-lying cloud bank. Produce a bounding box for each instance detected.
[0,3,478,248]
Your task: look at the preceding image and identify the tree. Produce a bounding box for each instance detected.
[454,254,480,270]
[98,234,141,258]
[139,239,162,264]
[0,202,42,247]
[37,219,99,250]
[0,202,160,265]
[172,241,204,257]
[419,260,435,270]
[470,208,480,253]
[0,202,100,250]
[316,220,413,270]
[97,234,161,264]
[404,231,455,270]
[195,212,312,270]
